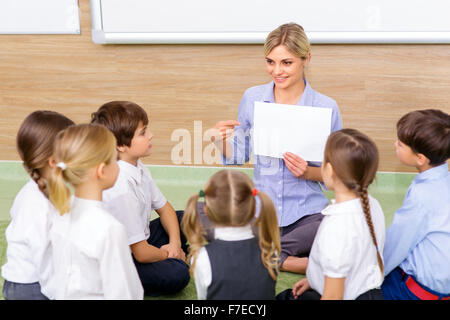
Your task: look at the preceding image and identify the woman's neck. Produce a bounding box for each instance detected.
[273,79,305,105]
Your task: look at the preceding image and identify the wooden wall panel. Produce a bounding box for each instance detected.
[0,0,449,172]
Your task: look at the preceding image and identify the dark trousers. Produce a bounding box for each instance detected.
[2,280,49,300]
[276,287,384,300]
[279,213,324,265]
[133,210,190,297]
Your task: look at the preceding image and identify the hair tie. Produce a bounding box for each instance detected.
[56,162,67,171]
[198,190,205,198]
[252,188,258,197]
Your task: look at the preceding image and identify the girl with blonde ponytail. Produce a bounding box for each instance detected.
[278,128,386,300]
[181,169,281,300]
[2,111,74,300]
[46,124,143,300]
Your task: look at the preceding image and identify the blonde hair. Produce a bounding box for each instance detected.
[264,23,311,58]
[323,128,384,276]
[47,124,117,215]
[181,170,281,280]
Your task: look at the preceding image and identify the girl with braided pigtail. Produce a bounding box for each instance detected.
[2,111,74,300]
[277,128,385,300]
[181,169,281,300]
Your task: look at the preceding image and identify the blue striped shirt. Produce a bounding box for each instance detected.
[223,80,342,227]
[383,163,450,294]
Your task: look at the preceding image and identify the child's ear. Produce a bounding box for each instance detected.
[416,153,430,167]
[48,156,56,168]
[117,144,126,153]
[325,162,335,178]
[96,162,106,179]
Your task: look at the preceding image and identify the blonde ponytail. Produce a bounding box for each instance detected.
[181,194,207,276]
[254,191,281,280]
[48,166,71,215]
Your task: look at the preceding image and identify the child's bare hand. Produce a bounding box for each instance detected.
[160,243,186,261]
[292,278,311,299]
[210,120,241,142]
[283,152,308,178]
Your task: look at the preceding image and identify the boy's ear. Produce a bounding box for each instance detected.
[416,153,430,167]
[117,144,126,153]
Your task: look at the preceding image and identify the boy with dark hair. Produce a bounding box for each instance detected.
[382,109,450,300]
[91,101,190,297]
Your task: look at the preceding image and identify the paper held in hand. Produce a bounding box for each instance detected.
[253,101,332,162]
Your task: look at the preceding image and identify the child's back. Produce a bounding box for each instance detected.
[196,226,276,300]
[46,124,143,300]
[307,195,385,300]
[1,110,74,300]
[50,197,142,299]
[182,170,281,300]
[2,180,57,298]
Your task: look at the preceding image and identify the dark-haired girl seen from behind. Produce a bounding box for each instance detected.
[278,128,385,300]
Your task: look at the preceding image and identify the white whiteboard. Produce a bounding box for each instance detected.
[91,0,450,44]
[0,0,80,34]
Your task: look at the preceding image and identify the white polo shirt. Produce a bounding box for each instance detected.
[49,197,143,300]
[1,179,56,297]
[102,160,167,245]
[306,196,386,300]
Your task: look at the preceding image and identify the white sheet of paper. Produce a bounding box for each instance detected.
[253,101,332,162]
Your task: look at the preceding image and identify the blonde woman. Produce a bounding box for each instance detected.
[181,170,281,300]
[46,124,143,300]
[211,23,343,274]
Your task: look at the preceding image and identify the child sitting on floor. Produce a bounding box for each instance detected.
[182,169,281,300]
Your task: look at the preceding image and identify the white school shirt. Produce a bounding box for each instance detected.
[306,196,386,300]
[49,197,143,300]
[102,160,167,245]
[1,179,56,297]
[193,225,254,300]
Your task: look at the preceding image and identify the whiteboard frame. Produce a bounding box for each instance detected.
[90,0,450,44]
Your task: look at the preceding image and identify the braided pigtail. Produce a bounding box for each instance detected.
[181,193,207,277]
[30,168,49,198]
[357,185,384,276]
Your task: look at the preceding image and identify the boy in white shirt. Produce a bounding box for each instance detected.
[91,101,190,296]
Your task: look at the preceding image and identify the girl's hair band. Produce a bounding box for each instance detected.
[252,188,258,197]
[199,190,205,198]
[56,162,67,171]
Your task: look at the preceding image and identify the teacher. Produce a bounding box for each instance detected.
[211,23,342,274]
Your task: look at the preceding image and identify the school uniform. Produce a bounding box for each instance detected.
[193,225,276,300]
[223,79,343,264]
[102,159,190,296]
[49,197,143,300]
[1,179,55,300]
[278,196,385,300]
[307,196,385,299]
[382,163,450,300]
